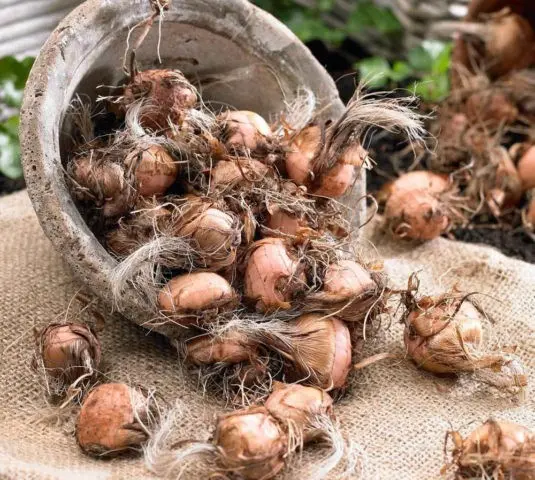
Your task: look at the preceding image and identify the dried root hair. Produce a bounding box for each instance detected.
[273,87,316,136]
[109,235,197,311]
[130,385,166,443]
[285,415,365,480]
[144,405,217,478]
[67,94,98,148]
[189,356,274,408]
[313,86,426,175]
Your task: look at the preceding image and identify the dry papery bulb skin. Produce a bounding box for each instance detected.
[69,154,134,218]
[265,381,334,443]
[403,294,485,374]
[175,203,241,269]
[76,383,155,457]
[158,272,238,326]
[483,13,535,78]
[214,406,287,480]
[35,322,101,386]
[218,110,272,151]
[124,144,179,197]
[185,331,258,366]
[451,420,535,480]
[106,200,171,257]
[285,313,352,391]
[209,157,271,192]
[244,238,305,312]
[305,259,386,324]
[121,69,197,131]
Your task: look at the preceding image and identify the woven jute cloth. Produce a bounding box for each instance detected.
[1,190,534,480]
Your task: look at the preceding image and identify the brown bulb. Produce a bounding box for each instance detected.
[125,145,178,197]
[218,111,272,150]
[384,189,449,241]
[70,155,134,218]
[122,69,197,131]
[244,238,304,312]
[265,382,333,443]
[312,163,356,198]
[210,158,270,191]
[379,171,450,204]
[36,323,101,385]
[404,297,484,374]
[214,407,286,480]
[176,206,240,269]
[265,206,308,236]
[285,314,352,390]
[76,383,155,456]
[158,272,237,326]
[454,420,535,480]
[185,331,256,366]
[285,125,321,185]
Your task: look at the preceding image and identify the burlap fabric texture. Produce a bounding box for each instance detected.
[1,189,534,480]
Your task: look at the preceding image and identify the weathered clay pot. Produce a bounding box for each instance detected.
[20,0,363,338]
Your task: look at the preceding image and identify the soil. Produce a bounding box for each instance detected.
[0,175,25,196]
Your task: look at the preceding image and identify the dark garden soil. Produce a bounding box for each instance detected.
[0,174,24,196]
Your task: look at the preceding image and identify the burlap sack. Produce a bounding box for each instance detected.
[1,189,534,480]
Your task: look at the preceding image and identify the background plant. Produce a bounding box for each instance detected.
[0,56,34,179]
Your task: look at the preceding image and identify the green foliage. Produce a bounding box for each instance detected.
[346,1,402,37]
[0,56,34,179]
[253,0,401,46]
[355,41,452,102]
[0,117,22,179]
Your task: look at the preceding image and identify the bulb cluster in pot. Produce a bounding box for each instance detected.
[65,65,392,402]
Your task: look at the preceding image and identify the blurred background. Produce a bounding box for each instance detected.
[0,0,462,194]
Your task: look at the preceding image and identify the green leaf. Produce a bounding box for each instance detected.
[407,46,434,72]
[1,80,24,108]
[0,56,34,89]
[390,61,413,82]
[410,73,450,102]
[0,120,22,179]
[431,42,453,75]
[317,0,336,12]
[355,57,391,88]
[347,1,402,35]
[1,115,20,137]
[286,12,345,44]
